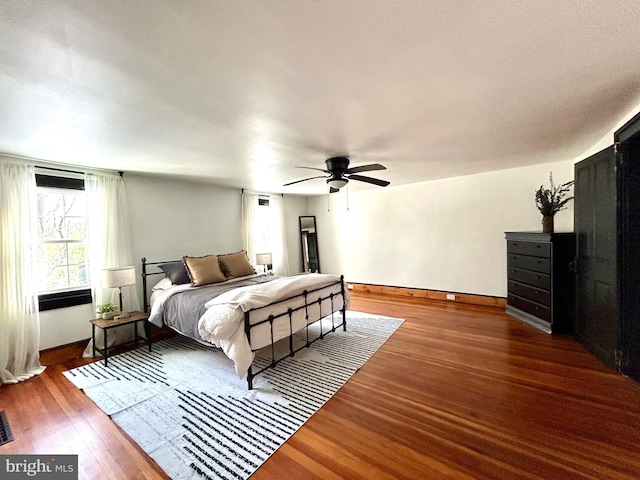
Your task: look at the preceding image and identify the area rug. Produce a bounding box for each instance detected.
[63,311,404,480]
[0,411,13,446]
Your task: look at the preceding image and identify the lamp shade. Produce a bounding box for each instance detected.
[255,253,272,266]
[102,266,136,288]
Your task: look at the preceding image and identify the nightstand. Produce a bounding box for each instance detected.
[90,311,151,366]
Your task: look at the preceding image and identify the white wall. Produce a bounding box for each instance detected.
[125,178,311,309]
[39,303,95,350]
[308,159,575,298]
[125,173,243,305]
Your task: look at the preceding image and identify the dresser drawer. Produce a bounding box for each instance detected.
[508,294,551,322]
[507,240,550,258]
[507,254,551,274]
[507,267,551,290]
[508,280,551,307]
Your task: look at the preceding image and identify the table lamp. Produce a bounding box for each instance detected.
[103,266,136,317]
[255,253,272,273]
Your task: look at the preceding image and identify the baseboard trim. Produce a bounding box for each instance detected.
[348,282,506,309]
[40,338,88,354]
[39,339,90,366]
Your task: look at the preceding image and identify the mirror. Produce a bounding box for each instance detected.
[299,216,320,273]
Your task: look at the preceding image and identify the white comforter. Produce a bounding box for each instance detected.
[198,273,346,378]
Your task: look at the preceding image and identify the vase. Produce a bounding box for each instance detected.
[542,215,554,233]
[102,312,117,320]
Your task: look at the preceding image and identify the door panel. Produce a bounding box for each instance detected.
[574,146,618,369]
[592,280,617,363]
[594,161,617,263]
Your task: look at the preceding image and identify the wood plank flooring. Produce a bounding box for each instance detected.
[1,292,640,479]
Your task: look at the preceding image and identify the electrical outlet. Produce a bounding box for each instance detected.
[347,283,354,290]
[446,293,456,300]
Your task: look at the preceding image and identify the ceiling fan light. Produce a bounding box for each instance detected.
[327,178,348,189]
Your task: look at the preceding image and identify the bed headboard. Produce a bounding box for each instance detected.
[141,257,180,313]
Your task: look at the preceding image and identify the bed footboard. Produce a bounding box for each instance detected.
[244,275,347,389]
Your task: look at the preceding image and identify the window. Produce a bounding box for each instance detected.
[35,174,92,311]
[254,197,272,258]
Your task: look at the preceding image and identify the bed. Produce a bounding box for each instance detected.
[142,254,349,389]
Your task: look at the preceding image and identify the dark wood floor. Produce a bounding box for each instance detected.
[2,292,640,479]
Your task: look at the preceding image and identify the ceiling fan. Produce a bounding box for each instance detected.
[283,156,390,192]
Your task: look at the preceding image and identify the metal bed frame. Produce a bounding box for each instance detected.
[141,257,348,389]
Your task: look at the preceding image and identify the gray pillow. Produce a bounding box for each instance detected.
[159,262,191,285]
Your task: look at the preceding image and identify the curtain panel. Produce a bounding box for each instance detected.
[0,160,46,385]
[241,191,259,273]
[241,191,290,276]
[83,173,140,357]
[268,194,290,276]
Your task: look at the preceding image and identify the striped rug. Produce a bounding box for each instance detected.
[63,311,404,480]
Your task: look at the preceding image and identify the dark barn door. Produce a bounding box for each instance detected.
[574,146,618,369]
[616,119,640,381]
[574,112,640,381]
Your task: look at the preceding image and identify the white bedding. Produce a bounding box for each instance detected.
[199,273,347,378]
[149,273,348,378]
[148,274,262,327]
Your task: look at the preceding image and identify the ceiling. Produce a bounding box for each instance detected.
[1,1,640,195]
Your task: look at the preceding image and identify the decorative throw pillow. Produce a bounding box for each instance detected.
[182,255,226,287]
[159,261,191,285]
[218,250,256,279]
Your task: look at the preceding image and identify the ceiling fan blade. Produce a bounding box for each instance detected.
[295,166,329,173]
[283,175,327,186]
[347,174,390,187]
[345,163,386,174]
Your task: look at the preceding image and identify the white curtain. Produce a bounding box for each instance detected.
[0,160,46,385]
[83,173,140,357]
[269,195,290,276]
[241,190,259,271]
[241,191,290,276]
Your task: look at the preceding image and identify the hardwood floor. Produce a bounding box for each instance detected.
[2,293,640,479]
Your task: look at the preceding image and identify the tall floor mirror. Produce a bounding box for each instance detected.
[299,216,320,273]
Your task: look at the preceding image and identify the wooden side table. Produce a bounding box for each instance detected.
[90,311,151,366]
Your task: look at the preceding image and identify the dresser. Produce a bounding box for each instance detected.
[505,232,575,333]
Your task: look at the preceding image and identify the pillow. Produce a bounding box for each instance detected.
[151,277,173,291]
[218,250,256,279]
[182,255,226,287]
[159,262,191,285]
